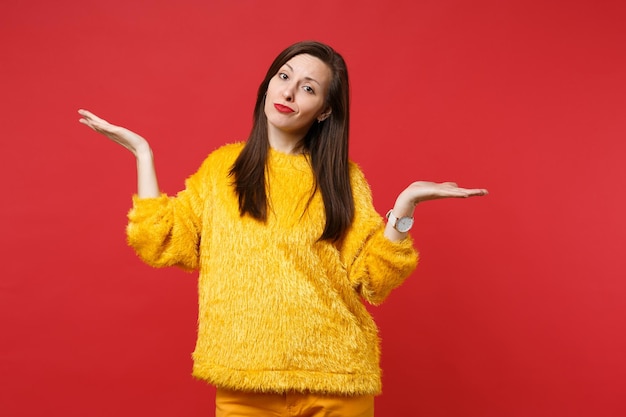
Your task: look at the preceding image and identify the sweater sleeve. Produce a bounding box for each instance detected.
[341,164,419,305]
[126,156,211,271]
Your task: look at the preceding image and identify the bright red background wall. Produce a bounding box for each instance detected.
[1,1,625,416]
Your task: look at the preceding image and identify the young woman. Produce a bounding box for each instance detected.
[79,41,487,417]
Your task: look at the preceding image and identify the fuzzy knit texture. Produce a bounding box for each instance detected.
[126,142,419,396]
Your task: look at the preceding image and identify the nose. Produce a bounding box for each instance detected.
[282,82,295,102]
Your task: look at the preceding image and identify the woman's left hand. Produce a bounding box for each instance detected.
[398,181,488,207]
[384,181,488,240]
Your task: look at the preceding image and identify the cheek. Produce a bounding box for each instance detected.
[266,79,278,98]
[264,80,279,110]
[263,89,274,117]
[304,99,326,117]
[263,97,270,117]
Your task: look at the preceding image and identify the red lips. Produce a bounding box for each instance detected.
[274,103,294,113]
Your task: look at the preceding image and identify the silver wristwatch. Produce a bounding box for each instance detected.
[386,210,414,233]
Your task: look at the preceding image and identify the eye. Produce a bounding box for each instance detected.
[278,72,288,80]
[303,85,315,94]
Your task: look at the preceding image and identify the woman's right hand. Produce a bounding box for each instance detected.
[78,109,150,156]
[78,109,161,197]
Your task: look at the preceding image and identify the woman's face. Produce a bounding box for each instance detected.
[264,53,332,143]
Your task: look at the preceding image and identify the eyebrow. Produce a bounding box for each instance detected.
[284,63,322,87]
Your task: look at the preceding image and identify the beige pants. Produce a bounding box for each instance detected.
[215,388,375,417]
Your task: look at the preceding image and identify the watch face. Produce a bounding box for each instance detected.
[396,217,414,232]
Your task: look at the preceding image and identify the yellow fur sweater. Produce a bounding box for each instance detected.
[126,143,418,396]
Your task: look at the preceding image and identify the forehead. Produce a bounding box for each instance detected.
[282,54,331,83]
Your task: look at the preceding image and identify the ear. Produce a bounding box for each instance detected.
[317,109,332,122]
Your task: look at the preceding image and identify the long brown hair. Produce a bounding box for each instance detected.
[229,41,353,241]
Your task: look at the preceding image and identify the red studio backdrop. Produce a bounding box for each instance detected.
[1,1,625,416]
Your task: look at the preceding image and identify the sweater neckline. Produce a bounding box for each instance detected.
[268,147,310,170]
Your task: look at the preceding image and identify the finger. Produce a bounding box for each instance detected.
[463,188,488,196]
[78,109,96,119]
[442,182,458,188]
[78,109,108,124]
[78,118,103,133]
[441,189,484,198]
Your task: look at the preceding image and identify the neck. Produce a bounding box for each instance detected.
[267,126,306,155]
